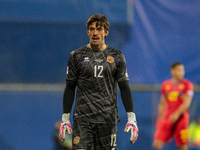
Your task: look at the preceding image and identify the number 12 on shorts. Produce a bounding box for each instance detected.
[111,134,117,147]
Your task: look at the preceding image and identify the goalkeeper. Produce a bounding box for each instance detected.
[59,13,138,150]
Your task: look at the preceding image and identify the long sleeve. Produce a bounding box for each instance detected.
[118,80,134,112]
[63,80,77,113]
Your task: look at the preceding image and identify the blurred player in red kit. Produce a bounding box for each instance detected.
[153,62,194,150]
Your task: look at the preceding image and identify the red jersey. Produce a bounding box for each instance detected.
[161,78,194,119]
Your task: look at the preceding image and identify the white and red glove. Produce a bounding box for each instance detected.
[124,112,138,144]
[59,113,73,142]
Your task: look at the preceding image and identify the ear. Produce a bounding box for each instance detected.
[105,30,109,36]
[87,30,89,35]
[170,69,173,76]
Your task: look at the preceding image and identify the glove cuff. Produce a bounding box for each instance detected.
[62,113,70,122]
[127,112,136,123]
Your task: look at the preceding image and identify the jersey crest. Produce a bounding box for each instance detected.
[165,84,171,91]
[107,56,114,63]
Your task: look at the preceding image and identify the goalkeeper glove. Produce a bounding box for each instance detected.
[124,112,138,144]
[59,113,72,142]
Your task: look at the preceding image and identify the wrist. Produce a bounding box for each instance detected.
[176,111,182,117]
[62,113,70,122]
[127,112,136,123]
[172,111,181,118]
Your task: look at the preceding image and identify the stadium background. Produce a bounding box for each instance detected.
[0,0,200,149]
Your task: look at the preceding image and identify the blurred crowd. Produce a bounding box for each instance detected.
[189,116,200,150]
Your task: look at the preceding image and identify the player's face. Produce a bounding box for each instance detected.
[171,65,185,81]
[87,22,109,46]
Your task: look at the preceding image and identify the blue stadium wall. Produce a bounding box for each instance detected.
[0,0,132,83]
[0,0,200,150]
[1,0,199,84]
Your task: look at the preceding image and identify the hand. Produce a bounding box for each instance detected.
[59,121,72,142]
[169,112,179,123]
[124,112,138,144]
[59,113,72,142]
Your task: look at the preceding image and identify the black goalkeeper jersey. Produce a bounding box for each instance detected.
[66,45,129,124]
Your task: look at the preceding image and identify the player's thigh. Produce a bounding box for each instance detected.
[154,119,173,143]
[174,117,189,146]
[95,124,118,150]
[72,120,94,150]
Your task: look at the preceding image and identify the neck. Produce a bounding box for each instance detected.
[172,77,182,83]
[88,43,107,51]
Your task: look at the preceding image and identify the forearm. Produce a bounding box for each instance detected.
[157,105,165,120]
[63,80,77,113]
[118,80,134,112]
[157,95,166,120]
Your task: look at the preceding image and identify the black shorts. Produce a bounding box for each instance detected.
[72,119,118,150]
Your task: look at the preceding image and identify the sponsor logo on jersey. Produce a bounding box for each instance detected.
[107,56,114,63]
[168,91,179,101]
[73,136,80,144]
[84,57,90,62]
[95,59,103,63]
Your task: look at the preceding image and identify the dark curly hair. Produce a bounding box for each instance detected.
[86,14,110,32]
[170,62,183,69]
